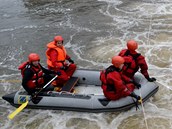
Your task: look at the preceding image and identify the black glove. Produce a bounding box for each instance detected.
[130,80,141,89]
[56,71,61,76]
[130,92,142,102]
[133,81,141,89]
[146,77,156,82]
[68,58,74,64]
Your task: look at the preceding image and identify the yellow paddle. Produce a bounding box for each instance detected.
[8,75,58,120]
[8,101,28,119]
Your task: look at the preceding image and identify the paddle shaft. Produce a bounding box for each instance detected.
[33,75,58,97]
[8,75,58,120]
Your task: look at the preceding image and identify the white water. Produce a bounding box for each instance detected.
[0,0,172,129]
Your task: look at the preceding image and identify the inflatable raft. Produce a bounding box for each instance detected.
[2,69,159,112]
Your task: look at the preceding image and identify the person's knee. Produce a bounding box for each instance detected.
[58,74,69,82]
[62,77,69,82]
[70,64,77,70]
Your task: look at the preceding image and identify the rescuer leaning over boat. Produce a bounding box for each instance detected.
[118,40,156,82]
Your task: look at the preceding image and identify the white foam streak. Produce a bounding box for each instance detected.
[0,73,20,78]
[0,25,38,33]
[98,0,122,5]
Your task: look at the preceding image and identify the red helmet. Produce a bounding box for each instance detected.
[127,40,138,51]
[54,36,63,42]
[28,53,40,62]
[112,56,125,68]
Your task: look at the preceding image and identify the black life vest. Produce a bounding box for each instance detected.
[123,50,141,74]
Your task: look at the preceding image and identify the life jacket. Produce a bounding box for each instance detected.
[18,62,44,89]
[46,41,67,68]
[122,50,141,76]
[100,65,120,92]
[100,65,133,100]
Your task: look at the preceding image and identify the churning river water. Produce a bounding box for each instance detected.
[0,0,172,129]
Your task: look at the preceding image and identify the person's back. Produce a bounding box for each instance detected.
[119,40,156,82]
[100,56,141,101]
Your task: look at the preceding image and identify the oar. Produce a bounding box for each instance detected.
[8,75,58,120]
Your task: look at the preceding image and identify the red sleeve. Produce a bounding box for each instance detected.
[107,72,131,95]
[107,72,125,91]
[121,73,131,83]
[66,55,71,60]
[118,49,127,56]
[137,55,149,78]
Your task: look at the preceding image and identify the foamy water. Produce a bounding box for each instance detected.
[0,0,172,129]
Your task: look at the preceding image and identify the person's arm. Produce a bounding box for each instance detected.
[137,55,149,78]
[107,72,127,92]
[39,64,56,74]
[138,55,156,82]
[66,55,70,60]
[121,73,131,83]
[66,54,74,64]
[112,72,131,96]
[39,64,61,77]
[118,49,127,56]
[22,68,34,94]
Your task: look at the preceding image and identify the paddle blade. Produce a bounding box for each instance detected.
[8,101,29,120]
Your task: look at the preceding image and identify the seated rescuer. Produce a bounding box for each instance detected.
[46,35,76,87]
[18,53,61,95]
[118,40,156,83]
[100,56,141,101]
